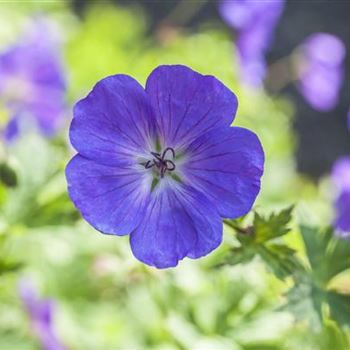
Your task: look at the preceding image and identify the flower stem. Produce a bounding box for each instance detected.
[223,219,251,235]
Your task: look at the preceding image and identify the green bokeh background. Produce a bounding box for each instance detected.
[0,2,347,349]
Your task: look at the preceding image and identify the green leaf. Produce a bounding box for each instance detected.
[253,206,294,243]
[300,226,350,286]
[327,291,350,328]
[0,260,22,276]
[1,132,64,226]
[324,238,350,284]
[0,162,17,188]
[221,246,256,267]
[257,244,304,280]
[319,320,350,350]
[223,207,302,280]
[283,279,325,331]
[243,345,284,350]
[283,270,350,330]
[300,226,330,275]
[286,226,350,330]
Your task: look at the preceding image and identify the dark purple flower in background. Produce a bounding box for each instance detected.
[0,20,66,141]
[332,157,350,238]
[66,65,264,268]
[297,33,345,112]
[219,0,285,87]
[19,279,68,350]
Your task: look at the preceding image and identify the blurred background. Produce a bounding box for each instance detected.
[0,1,350,349]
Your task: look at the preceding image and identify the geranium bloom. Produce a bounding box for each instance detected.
[19,279,67,350]
[332,157,350,237]
[66,65,264,268]
[219,0,284,87]
[0,21,66,141]
[297,33,345,112]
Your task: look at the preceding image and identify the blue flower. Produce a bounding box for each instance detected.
[66,65,264,268]
[19,279,68,350]
[219,0,285,87]
[0,20,66,141]
[297,33,345,112]
[332,157,350,237]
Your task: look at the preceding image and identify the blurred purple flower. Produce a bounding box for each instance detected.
[297,33,345,112]
[66,65,264,268]
[219,0,285,87]
[332,157,350,238]
[19,279,68,350]
[3,115,19,142]
[0,20,66,141]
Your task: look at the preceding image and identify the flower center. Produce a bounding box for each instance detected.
[144,147,176,178]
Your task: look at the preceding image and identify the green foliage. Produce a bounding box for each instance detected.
[0,260,22,276]
[224,214,350,332]
[327,292,350,328]
[253,207,294,243]
[0,162,17,188]
[0,3,349,349]
[283,276,325,331]
[223,207,304,280]
[282,226,350,330]
[300,226,350,286]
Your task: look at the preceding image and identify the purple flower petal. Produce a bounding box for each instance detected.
[332,157,350,192]
[302,33,346,68]
[19,279,67,350]
[145,65,237,149]
[299,63,343,112]
[183,127,264,218]
[70,75,156,166]
[67,64,264,267]
[130,184,222,268]
[219,0,284,32]
[0,20,66,139]
[334,190,350,238]
[66,155,151,235]
[332,157,350,237]
[219,0,284,87]
[297,33,345,112]
[3,116,19,142]
[237,26,268,87]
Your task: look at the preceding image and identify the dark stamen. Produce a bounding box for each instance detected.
[150,152,162,161]
[144,147,176,178]
[164,160,176,171]
[144,160,154,169]
[162,147,175,160]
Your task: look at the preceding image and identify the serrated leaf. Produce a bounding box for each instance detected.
[222,207,303,280]
[221,246,256,267]
[257,244,304,280]
[300,226,330,274]
[254,206,293,243]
